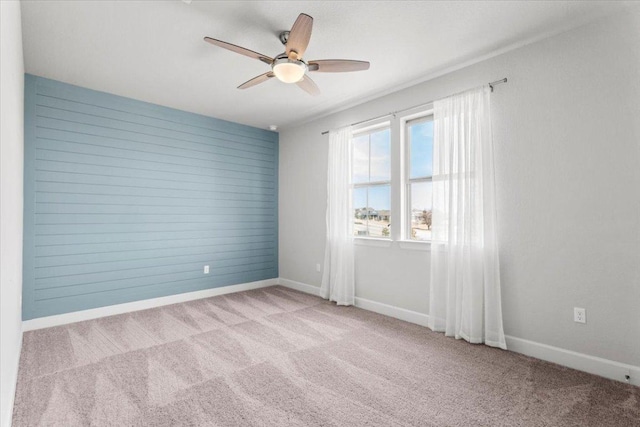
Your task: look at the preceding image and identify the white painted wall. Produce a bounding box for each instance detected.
[279,11,640,368]
[0,1,25,426]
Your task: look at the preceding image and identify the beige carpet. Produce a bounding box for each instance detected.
[12,286,640,426]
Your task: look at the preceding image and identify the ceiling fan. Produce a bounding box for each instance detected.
[204,13,370,96]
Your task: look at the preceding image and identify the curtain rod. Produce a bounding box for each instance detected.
[320,78,507,135]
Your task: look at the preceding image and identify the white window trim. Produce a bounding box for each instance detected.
[403,112,434,243]
[348,106,434,250]
[352,117,391,136]
[351,121,392,241]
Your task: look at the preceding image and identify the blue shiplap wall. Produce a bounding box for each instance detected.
[23,75,278,320]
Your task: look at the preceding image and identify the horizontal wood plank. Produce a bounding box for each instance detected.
[23,75,278,320]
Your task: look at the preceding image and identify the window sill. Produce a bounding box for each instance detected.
[398,240,431,251]
[354,237,392,248]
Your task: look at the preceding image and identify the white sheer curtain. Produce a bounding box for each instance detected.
[428,86,506,349]
[320,126,355,305]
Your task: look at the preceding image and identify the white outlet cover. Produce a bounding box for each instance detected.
[574,307,586,323]
[204,265,209,274]
[316,263,321,272]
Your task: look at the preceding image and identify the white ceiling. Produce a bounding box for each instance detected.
[21,1,628,130]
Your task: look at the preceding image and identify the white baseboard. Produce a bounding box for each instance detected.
[277,278,430,327]
[23,278,278,331]
[1,332,22,427]
[632,366,640,387]
[24,275,638,387]
[278,277,640,387]
[505,335,639,387]
[277,278,322,296]
[354,297,430,327]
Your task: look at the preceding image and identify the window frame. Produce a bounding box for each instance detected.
[350,120,392,241]
[346,106,434,249]
[404,113,434,243]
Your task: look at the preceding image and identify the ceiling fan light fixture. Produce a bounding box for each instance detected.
[204,13,370,95]
[272,57,307,83]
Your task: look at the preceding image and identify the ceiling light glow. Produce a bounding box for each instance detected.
[272,58,306,83]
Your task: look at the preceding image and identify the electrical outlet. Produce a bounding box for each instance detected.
[316,263,321,272]
[204,265,209,274]
[574,307,586,324]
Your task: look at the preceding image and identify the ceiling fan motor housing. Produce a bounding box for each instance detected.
[279,31,290,45]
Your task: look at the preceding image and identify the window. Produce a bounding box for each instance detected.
[405,116,434,241]
[352,126,391,238]
[347,108,434,246]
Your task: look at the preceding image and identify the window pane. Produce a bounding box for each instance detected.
[410,181,432,241]
[370,129,391,182]
[353,187,368,236]
[352,134,369,184]
[410,120,433,179]
[367,185,391,238]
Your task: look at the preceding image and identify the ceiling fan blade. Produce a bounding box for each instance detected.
[238,72,275,89]
[296,74,320,96]
[286,13,313,59]
[204,37,273,65]
[308,60,370,73]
